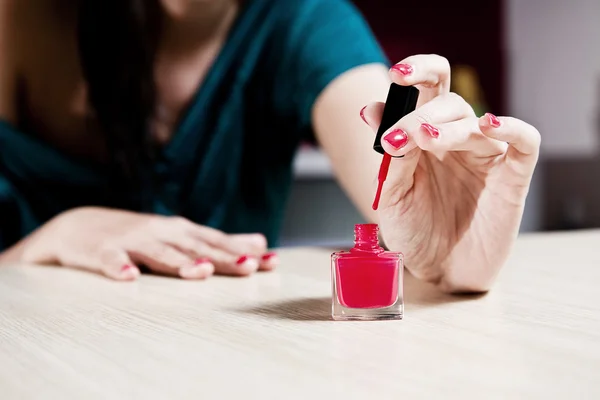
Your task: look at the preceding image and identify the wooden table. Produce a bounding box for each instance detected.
[1,230,599,399]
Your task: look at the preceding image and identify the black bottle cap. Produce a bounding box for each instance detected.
[373,84,420,155]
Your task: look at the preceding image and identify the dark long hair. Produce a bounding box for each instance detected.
[77,0,164,185]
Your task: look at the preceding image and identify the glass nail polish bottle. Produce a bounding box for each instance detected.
[331,224,403,321]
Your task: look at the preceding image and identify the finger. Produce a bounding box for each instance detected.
[155,216,254,261]
[56,243,141,281]
[127,242,211,280]
[480,113,541,160]
[178,258,215,280]
[94,246,141,281]
[229,234,275,271]
[409,117,508,158]
[162,231,263,276]
[154,217,262,276]
[379,92,476,157]
[161,231,206,259]
[165,217,265,257]
[258,251,278,271]
[360,101,385,127]
[196,243,259,276]
[389,54,451,102]
[158,217,228,248]
[228,234,268,257]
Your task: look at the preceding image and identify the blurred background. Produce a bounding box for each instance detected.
[280,0,600,247]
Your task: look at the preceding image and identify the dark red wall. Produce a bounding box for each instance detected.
[352,0,506,114]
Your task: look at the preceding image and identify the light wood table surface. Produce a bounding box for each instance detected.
[1,230,599,399]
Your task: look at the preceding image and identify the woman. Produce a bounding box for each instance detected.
[0,0,540,292]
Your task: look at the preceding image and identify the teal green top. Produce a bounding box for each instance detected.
[0,0,388,250]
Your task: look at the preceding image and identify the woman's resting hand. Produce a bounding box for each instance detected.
[9,207,277,281]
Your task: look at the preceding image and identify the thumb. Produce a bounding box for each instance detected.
[361,102,421,201]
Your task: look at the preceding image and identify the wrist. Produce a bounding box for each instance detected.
[0,239,28,264]
[0,215,63,265]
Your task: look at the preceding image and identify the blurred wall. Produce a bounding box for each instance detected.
[507,0,600,230]
[507,0,600,157]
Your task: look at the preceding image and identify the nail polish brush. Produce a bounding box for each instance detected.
[371,83,419,210]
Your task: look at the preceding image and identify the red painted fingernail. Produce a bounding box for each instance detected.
[485,113,502,128]
[391,63,413,76]
[236,255,249,265]
[360,106,368,124]
[421,123,440,138]
[194,258,210,265]
[383,129,408,149]
[121,264,134,272]
[261,252,277,261]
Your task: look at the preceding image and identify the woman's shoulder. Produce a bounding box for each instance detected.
[257,0,367,30]
[240,0,379,61]
[239,0,368,36]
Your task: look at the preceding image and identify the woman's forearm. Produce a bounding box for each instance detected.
[311,63,391,224]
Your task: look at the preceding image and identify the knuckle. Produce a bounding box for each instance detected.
[508,117,542,149]
[433,54,450,70]
[415,112,434,126]
[253,234,268,250]
[96,238,117,253]
[245,234,268,255]
[169,215,190,227]
[530,128,542,148]
[96,243,123,265]
[145,244,172,264]
[176,236,198,252]
[442,60,451,74]
[195,241,211,254]
[211,232,229,247]
[145,215,165,231]
[528,124,542,142]
[446,91,465,104]
[199,246,229,264]
[446,92,474,115]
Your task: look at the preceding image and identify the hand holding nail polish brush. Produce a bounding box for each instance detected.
[360,56,541,293]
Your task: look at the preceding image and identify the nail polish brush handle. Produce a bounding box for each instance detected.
[371,84,419,211]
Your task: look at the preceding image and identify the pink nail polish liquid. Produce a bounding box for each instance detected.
[331,224,403,320]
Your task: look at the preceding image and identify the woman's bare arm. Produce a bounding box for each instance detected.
[311,63,392,223]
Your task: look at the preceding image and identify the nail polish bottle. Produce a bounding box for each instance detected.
[331,224,403,321]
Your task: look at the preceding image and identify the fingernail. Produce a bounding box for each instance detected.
[360,106,368,124]
[421,123,440,138]
[391,63,413,76]
[121,264,134,272]
[236,255,250,265]
[261,252,277,261]
[485,112,502,128]
[383,129,408,149]
[194,257,210,265]
[120,264,140,278]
